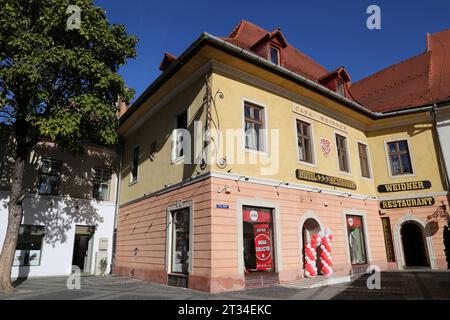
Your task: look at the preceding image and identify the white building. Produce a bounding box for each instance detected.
[0,141,120,278]
[436,104,450,193]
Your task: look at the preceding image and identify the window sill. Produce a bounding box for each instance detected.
[128,180,139,187]
[388,173,416,179]
[338,170,353,177]
[171,157,184,165]
[297,160,317,168]
[244,148,269,157]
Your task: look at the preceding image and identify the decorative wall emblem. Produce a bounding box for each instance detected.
[320,138,332,157]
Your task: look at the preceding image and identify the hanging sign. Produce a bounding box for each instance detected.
[253,224,273,271]
[296,169,357,190]
[380,197,435,209]
[377,181,431,193]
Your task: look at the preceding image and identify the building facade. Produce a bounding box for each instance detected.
[114,21,450,292]
[0,141,119,278]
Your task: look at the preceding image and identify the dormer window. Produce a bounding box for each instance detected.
[336,81,345,97]
[269,46,280,65]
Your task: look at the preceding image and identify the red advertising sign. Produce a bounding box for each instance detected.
[253,224,273,271]
[243,209,272,223]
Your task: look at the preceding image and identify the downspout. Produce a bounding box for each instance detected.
[110,143,123,274]
[431,104,450,191]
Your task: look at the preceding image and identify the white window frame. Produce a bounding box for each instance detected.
[241,98,269,156]
[269,46,280,66]
[171,109,190,164]
[334,132,352,176]
[294,116,317,167]
[92,168,112,201]
[129,145,140,185]
[384,138,416,179]
[356,140,373,181]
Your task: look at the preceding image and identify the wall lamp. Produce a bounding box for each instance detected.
[235,176,249,192]
[275,181,289,196]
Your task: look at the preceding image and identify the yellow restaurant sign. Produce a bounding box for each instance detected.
[380,197,435,210]
[293,104,348,132]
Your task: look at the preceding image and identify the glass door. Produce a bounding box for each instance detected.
[171,208,190,274]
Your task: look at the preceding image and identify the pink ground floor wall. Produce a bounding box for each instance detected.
[113,176,450,293]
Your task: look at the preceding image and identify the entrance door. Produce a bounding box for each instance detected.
[401,222,429,268]
[72,226,95,273]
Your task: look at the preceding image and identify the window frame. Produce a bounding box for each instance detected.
[269,46,281,66]
[129,145,140,185]
[241,99,269,156]
[384,139,416,178]
[171,109,189,164]
[38,158,62,196]
[13,225,45,267]
[336,81,345,97]
[356,141,373,180]
[335,133,352,175]
[92,167,112,201]
[294,117,317,167]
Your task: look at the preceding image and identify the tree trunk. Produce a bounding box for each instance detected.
[0,149,26,294]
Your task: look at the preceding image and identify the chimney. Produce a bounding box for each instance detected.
[117,98,128,118]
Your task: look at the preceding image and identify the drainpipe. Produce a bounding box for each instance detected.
[110,143,123,274]
[431,104,450,191]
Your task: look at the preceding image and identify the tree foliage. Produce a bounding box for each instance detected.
[0,0,138,153]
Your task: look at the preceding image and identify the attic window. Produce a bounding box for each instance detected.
[336,81,345,97]
[269,46,280,65]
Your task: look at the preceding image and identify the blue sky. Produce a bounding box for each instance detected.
[94,0,450,100]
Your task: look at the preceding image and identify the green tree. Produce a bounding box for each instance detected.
[0,0,137,293]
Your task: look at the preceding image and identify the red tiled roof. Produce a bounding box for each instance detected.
[350,30,450,112]
[221,20,329,82]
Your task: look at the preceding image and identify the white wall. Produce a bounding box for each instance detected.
[437,106,450,188]
[0,192,116,278]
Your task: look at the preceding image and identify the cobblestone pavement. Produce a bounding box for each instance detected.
[0,271,449,300]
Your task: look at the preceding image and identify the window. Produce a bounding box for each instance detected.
[172,110,188,162]
[336,134,350,173]
[269,46,280,65]
[244,102,266,152]
[93,168,111,201]
[296,120,313,163]
[38,158,61,195]
[130,146,139,183]
[336,81,345,97]
[387,140,413,175]
[14,225,45,266]
[346,215,368,265]
[171,208,190,274]
[358,142,371,178]
[243,207,274,272]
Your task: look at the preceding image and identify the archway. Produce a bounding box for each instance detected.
[400,222,430,268]
[393,215,436,270]
[300,217,322,276]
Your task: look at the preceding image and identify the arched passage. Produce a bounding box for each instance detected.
[401,222,430,267]
[393,215,436,270]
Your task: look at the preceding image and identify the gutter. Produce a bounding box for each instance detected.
[120,32,450,125]
[110,143,123,274]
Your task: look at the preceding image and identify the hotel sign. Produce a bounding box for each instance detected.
[296,169,357,190]
[293,104,348,132]
[377,181,432,193]
[380,197,435,210]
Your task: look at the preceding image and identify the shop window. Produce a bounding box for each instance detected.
[14,225,45,266]
[130,145,139,183]
[244,102,266,152]
[243,207,274,272]
[358,142,371,178]
[336,134,350,173]
[346,215,368,265]
[171,208,190,274]
[38,158,61,195]
[93,168,111,201]
[269,46,280,65]
[172,110,188,163]
[387,140,413,175]
[296,120,314,164]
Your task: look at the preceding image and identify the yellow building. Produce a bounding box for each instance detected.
[114,21,449,292]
